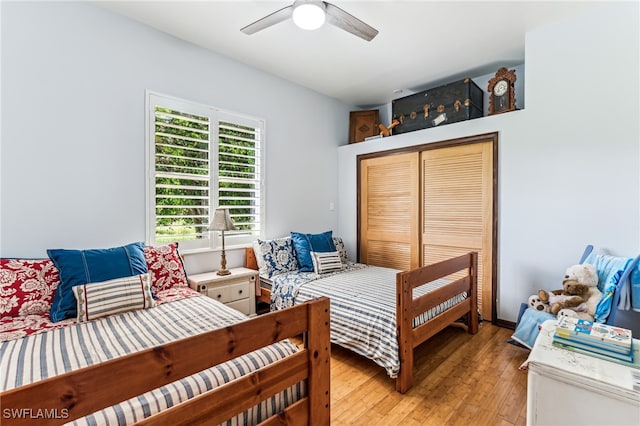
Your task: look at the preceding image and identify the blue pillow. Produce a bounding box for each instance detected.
[291,231,336,272]
[256,237,299,278]
[48,242,148,322]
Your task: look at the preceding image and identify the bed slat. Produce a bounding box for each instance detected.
[138,351,309,425]
[410,276,470,317]
[412,300,472,346]
[401,253,472,290]
[259,398,309,425]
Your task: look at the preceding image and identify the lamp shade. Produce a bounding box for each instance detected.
[209,208,237,232]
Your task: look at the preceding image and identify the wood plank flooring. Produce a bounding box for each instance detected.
[329,323,530,425]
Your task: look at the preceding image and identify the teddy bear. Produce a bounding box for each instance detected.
[528,264,602,321]
[538,279,590,315]
[527,279,588,314]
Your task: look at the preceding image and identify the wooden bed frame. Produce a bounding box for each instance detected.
[245,248,479,394]
[1,298,331,426]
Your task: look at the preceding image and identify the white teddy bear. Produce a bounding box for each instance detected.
[557,264,601,321]
[528,264,602,321]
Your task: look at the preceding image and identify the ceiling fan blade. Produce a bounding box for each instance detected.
[241,5,294,35]
[324,2,378,41]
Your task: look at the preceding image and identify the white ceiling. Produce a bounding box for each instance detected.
[97,1,605,108]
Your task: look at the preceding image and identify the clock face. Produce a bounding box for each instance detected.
[494,80,508,96]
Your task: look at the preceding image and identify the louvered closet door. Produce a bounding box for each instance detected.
[360,153,419,270]
[421,142,493,320]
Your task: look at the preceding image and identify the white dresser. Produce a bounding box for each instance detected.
[525,320,640,426]
[187,267,257,316]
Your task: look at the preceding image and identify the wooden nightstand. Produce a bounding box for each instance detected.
[187,267,257,316]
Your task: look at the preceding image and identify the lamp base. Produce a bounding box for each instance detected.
[216,269,231,276]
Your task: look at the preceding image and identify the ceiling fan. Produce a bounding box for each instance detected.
[240,0,378,42]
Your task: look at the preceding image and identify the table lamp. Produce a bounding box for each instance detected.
[209,208,237,276]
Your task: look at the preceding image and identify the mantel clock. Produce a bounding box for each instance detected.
[488,67,517,115]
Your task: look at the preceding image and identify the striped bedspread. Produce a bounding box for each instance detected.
[271,265,466,378]
[0,295,303,425]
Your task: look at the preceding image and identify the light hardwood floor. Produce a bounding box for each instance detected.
[329,323,530,425]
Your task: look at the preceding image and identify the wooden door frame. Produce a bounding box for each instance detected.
[356,132,499,324]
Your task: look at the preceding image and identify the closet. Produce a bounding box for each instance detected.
[359,152,420,271]
[358,133,497,321]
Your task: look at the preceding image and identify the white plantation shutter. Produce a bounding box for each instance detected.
[153,104,211,247]
[147,93,264,250]
[216,112,262,246]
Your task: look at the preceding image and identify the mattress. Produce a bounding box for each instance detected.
[0,294,303,425]
[268,263,467,377]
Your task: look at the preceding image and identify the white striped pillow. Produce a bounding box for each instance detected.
[310,251,343,275]
[72,273,155,322]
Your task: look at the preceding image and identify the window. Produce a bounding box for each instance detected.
[146,93,263,251]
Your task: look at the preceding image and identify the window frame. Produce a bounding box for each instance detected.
[145,91,265,252]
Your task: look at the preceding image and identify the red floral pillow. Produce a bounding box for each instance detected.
[143,243,188,293]
[0,259,60,317]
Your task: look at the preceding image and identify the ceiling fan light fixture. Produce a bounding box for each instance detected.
[292,3,326,30]
[241,0,378,41]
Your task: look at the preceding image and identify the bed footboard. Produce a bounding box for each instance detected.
[396,251,479,393]
[1,298,331,426]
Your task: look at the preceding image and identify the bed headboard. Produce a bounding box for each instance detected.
[244,247,258,271]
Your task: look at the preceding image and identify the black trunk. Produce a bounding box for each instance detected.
[392,78,484,135]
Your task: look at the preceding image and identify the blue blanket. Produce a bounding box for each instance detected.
[510,308,556,349]
[582,252,632,315]
[582,252,631,293]
[630,263,640,312]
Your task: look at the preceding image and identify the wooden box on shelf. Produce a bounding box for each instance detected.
[349,109,380,143]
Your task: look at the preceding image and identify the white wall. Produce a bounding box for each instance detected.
[337,2,639,323]
[0,2,352,272]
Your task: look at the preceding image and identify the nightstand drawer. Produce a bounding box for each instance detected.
[200,280,250,303]
[227,281,250,302]
[187,267,257,316]
[226,298,252,316]
[205,286,230,303]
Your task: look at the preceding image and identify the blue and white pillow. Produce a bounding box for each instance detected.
[311,251,343,275]
[256,237,299,278]
[48,242,148,322]
[291,231,336,272]
[73,273,155,322]
[332,236,349,263]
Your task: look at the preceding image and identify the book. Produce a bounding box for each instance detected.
[555,316,632,349]
[552,329,633,354]
[552,339,635,364]
[553,335,633,361]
